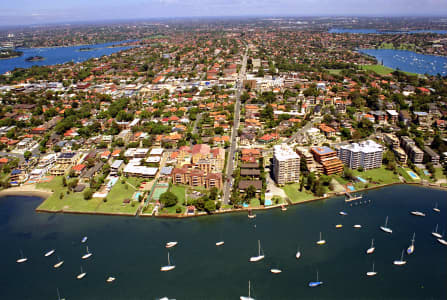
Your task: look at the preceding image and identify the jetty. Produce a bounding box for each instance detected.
[345,191,363,202]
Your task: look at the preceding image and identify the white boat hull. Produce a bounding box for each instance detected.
[393,260,406,266]
[165,242,178,248]
[270,269,282,274]
[432,232,443,238]
[295,252,301,259]
[160,265,176,272]
[353,225,362,228]
[106,277,116,282]
[366,247,375,254]
[249,255,264,262]
[433,208,440,212]
[82,253,92,259]
[54,261,64,268]
[316,240,326,245]
[248,215,256,219]
[438,238,447,245]
[44,250,55,257]
[366,271,377,276]
[335,224,343,228]
[216,241,225,246]
[380,226,392,234]
[77,273,86,279]
[410,211,425,217]
[16,258,27,263]
[309,281,323,287]
[339,212,348,216]
[240,297,255,300]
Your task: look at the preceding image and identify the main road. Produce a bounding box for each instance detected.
[222,45,248,205]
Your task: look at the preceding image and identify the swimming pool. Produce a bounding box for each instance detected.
[407,171,419,179]
[347,185,355,191]
[356,176,367,183]
[265,199,272,206]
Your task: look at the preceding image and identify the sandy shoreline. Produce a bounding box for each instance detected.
[0,184,52,199]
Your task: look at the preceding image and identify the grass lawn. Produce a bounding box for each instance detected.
[37,176,142,214]
[361,64,395,75]
[283,184,315,203]
[95,177,142,214]
[36,176,102,212]
[327,69,342,75]
[249,198,261,208]
[160,185,186,214]
[352,167,400,189]
[434,167,447,181]
[398,167,416,182]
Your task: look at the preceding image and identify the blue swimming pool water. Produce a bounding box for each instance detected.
[264,200,272,206]
[408,171,418,179]
[348,185,355,191]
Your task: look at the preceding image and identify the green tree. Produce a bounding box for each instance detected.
[83,189,93,200]
[23,151,32,161]
[204,200,216,213]
[160,191,178,207]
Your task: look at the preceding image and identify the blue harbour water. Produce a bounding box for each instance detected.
[0,184,446,299]
[359,49,447,76]
[0,41,135,75]
[329,28,447,34]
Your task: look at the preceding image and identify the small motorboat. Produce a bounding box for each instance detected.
[437,238,447,246]
[353,224,362,229]
[165,241,178,248]
[81,236,88,243]
[335,224,343,228]
[44,249,55,257]
[339,211,348,216]
[270,269,282,274]
[106,276,116,283]
[281,205,287,211]
[215,241,225,246]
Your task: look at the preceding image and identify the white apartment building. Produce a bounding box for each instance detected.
[272,144,300,185]
[336,140,384,170]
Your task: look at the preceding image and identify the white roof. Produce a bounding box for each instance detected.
[123,164,158,176]
[111,160,123,169]
[273,144,299,161]
[386,110,398,116]
[340,140,383,153]
[146,156,161,163]
[150,148,164,155]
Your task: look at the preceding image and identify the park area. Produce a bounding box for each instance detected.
[282,183,316,203]
[36,176,144,214]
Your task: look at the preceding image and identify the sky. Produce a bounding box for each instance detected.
[1,0,447,26]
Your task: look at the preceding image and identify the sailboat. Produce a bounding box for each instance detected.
[353,224,362,229]
[81,236,88,243]
[380,216,392,234]
[437,238,447,245]
[366,262,377,276]
[16,250,28,263]
[339,211,348,216]
[316,232,326,245]
[54,256,64,269]
[407,233,415,255]
[249,240,264,262]
[366,238,375,254]
[432,224,443,238]
[410,211,425,217]
[240,280,255,300]
[215,241,225,246]
[56,288,65,300]
[106,276,116,283]
[393,249,407,266]
[308,271,323,287]
[160,252,176,271]
[270,268,282,274]
[44,249,55,257]
[433,203,440,213]
[77,266,87,279]
[82,246,92,259]
[295,246,301,259]
[165,241,178,248]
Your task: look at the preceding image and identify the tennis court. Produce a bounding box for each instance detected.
[151,184,169,201]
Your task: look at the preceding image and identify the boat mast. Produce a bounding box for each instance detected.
[248,280,251,298]
[258,240,260,256]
